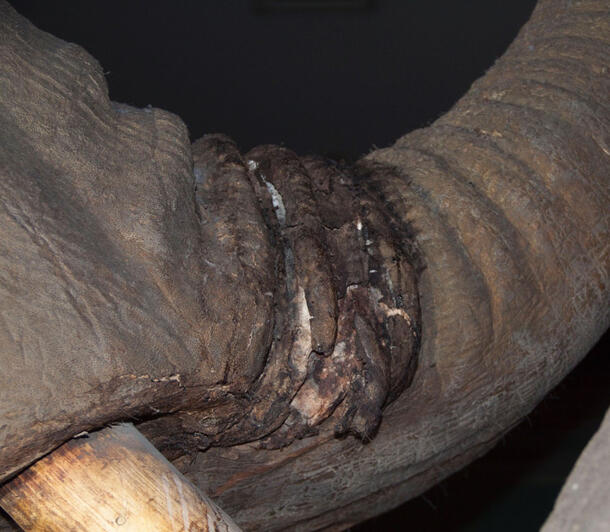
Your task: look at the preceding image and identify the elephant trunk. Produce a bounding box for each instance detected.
[0,0,607,529]
[185,0,609,528]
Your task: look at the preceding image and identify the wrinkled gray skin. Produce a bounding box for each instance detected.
[0,0,608,530]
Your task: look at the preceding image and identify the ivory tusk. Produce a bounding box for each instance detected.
[0,423,240,531]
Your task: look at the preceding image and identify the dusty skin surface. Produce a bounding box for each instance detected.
[0,0,608,530]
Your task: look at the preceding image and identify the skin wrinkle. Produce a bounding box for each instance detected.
[424,125,582,283]
[410,126,553,303]
[435,110,601,236]
[401,145,543,312]
[453,113,607,272]
[366,157,493,329]
[147,142,420,451]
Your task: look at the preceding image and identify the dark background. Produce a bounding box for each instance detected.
[10,0,539,160]
[7,1,609,530]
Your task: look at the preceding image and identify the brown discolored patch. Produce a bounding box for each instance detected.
[142,142,421,455]
[223,146,422,447]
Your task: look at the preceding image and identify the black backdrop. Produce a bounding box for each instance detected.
[10,0,538,160]
[7,1,609,530]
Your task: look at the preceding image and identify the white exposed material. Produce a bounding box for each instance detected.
[290,339,349,425]
[254,166,287,227]
[292,386,324,422]
[369,286,411,324]
[151,374,181,383]
[384,270,395,294]
[264,179,286,226]
[194,167,206,185]
[378,301,411,324]
[288,286,313,381]
[295,286,312,350]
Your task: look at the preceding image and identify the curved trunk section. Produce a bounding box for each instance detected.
[180,0,608,529]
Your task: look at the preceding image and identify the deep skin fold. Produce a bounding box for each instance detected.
[138,136,422,457]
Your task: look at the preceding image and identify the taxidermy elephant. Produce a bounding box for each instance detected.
[0,0,608,529]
